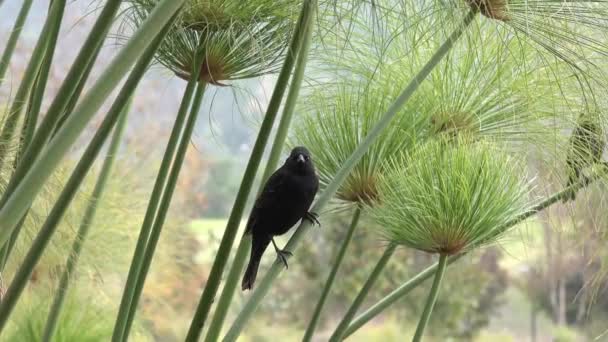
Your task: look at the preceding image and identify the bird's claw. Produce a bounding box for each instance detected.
[276,249,292,269]
[271,238,292,269]
[305,212,321,227]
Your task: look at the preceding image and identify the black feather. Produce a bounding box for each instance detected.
[242,146,319,291]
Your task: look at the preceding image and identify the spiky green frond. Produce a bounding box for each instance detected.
[293,78,426,205]
[369,138,532,255]
[124,0,301,85]
[295,5,561,206]
[460,0,608,87]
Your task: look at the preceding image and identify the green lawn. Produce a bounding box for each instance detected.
[189,218,247,263]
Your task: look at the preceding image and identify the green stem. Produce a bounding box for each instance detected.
[412,254,448,342]
[50,42,105,139]
[21,33,63,155]
[260,13,314,181]
[202,5,316,341]
[344,255,461,339]
[329,244,397,341]
[303,206,362,342]
[119,82,207,341]
[203,234,248,341]
[0,19,168,329]
[184,2,316,340]
[0,0,117,217]
[0,0,116,241]
[110,19,200,342]
[222,11,478,341]
[0,217,25,271]
[0,0,71,270]
[41,99,131,342]
[341,167,607,338]
[10,0,115,170]
[0,0,34,89]
[0,0,65,171]
[0,0,186,246]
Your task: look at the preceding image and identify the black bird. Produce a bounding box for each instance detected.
[564,113,605,202]
[241,146,320,291]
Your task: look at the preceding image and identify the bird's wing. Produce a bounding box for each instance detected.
[244,168,286,234]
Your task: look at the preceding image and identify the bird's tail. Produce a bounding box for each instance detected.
[242,235,271,291]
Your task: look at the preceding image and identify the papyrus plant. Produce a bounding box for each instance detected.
[294,77,426,340]
[114,1,316,341]
[368,138,532,340]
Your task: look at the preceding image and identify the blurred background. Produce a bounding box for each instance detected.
[1,2,607,341]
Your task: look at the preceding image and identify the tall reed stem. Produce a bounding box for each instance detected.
[0,0,116,220]
[412,254,448,342]
[0,0,65,171]
[0,0,186,247]
[50,42,105,139]
[0,0,85,267]
[185,2,316,340]
[112,38,203,342]
[0,0,34,88]
[120,82,207,342]
[0,0,34,89]
[341,167,607,338]
[0,0,115,232]
[303,206,362,342]
[203,5,316,341]
[0,0,72,270]
[223,10,478,341]
[0,17,173,328]
[41,100,131,342]
[329,244,397,341]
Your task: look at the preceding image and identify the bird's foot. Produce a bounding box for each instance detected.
[271,238,292,269]
[276,249,292,269]
[304,212,321,227]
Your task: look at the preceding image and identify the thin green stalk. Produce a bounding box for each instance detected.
[0,0,121,220]
[303,206,362,342]
[329,244,397,341]
[51,42,105,139]
[0,216,25,270]
[205,234,250,339]
[112,50,203,342]
[0,20,169,329]
[0,0,66,171]
[0,2,71,270]
[21,34,63,155]
[185,2,316,340]
[120,82,207,341]
[342,167,607,338]
[344,255,461,339]
[412,254,448,342]
[0,0,34,88]
[223,11,478,341]
[0,0,186,247]
[10,0,117,168]
[41,99,131,342]
[260,9,314,181]
[203,6,316,341]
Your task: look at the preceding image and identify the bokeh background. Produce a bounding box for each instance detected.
[1,2,607,341]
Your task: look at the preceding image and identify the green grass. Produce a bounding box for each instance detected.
[189,218,238,232]
[189,218,246,263]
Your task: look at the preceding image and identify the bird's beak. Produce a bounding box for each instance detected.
[297,154,306,164]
